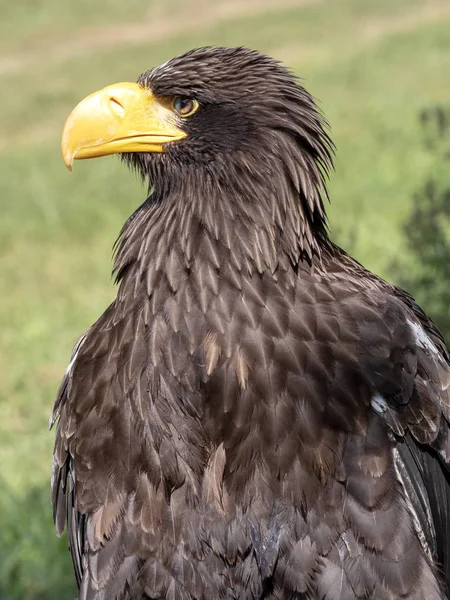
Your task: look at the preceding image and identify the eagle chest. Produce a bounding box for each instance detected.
[130,263,374,491]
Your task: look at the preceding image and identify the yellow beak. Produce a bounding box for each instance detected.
[61,82,187,170]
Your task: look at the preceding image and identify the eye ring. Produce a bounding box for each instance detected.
[172,96,199,118]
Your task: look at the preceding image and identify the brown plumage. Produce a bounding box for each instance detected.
[52,47,450,599]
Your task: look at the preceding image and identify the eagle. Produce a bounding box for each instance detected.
[52,47,450,600]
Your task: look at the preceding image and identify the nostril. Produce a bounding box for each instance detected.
[109,97,125,118]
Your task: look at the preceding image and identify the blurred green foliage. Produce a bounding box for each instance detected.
[390,106,450,340]
[1,0,450,598]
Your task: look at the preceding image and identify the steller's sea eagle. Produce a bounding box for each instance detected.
[52,47,450,600]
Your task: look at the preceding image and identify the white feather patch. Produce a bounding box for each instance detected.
[393,447,433,560]
[407,320,439,355]
[65,333,87,376]
[371,392,388,415]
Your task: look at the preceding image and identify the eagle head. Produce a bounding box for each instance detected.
[62,47,334,260]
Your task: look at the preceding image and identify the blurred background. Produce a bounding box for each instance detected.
[1,0,449,597]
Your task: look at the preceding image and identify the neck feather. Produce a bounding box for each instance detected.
[114,142,331,287]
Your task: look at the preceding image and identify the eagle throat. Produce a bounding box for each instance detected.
[116,140,332,288]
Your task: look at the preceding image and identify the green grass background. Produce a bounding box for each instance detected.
[1,0,449,597]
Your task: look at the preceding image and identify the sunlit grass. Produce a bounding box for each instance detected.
[1,0,449,597]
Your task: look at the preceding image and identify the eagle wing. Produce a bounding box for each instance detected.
[51,290,211,599]
[51,331,88,588]
[51,299,161,599]
[390,287,450,588]
[325,259,450,591]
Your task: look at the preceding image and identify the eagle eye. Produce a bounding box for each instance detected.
[172,96,199,118]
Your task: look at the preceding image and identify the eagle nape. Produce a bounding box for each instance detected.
[52,46,450,600]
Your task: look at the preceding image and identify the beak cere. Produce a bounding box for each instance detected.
[61,82,187,170]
